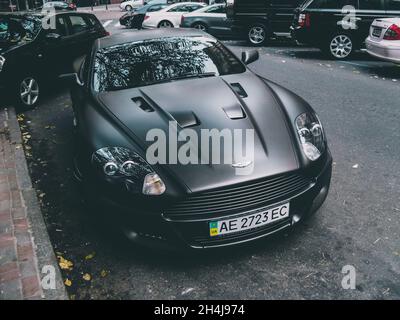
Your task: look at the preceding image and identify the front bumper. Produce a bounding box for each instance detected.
[365,37,400,64]
[74,151,332,250]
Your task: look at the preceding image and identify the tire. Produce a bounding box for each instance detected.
[14,75,41,110]
[248,24,267,46]
[158,20,174,28]
[192,22,207,32]
[324,33,354,60]
[125,5,133,11]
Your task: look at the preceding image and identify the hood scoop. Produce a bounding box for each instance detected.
[231,83,248,98]
[132,97,154,113]
[171,111,200,128]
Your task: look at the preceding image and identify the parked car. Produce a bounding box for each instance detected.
[366,17,400,64]
[181,4,235,38]
[120,0,145,11]
[120,2,168,28]
[226,0,304,45]
[291,0,400,60]
[42,1,77,11]
[0,12,107,109]
[63,29,332,249]
[142,2,206,28]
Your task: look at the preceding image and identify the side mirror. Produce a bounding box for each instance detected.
[45,32,62,42]
[59,73,84,87]
[241,50,259,65]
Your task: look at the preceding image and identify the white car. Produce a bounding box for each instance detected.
[120,0,144,11]
[366,18,400,64]
[142,2,206,28]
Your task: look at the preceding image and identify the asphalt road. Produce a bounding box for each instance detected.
[15,22,400,299]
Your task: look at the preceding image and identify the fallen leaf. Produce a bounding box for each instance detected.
[85,253,95,260]
[83,273,91,281]
[58,256,73,270]
[64,279,72,287]
[100,270,109,278]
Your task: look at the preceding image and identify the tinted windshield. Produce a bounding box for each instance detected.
[93,36,246,92]
[0,16,42,44]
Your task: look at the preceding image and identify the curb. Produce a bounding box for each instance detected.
[4,107,68,300]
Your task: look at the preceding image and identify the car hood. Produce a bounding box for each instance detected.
[0,41,26,55]
[97,72,299,192]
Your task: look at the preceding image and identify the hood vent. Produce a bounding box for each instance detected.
[223,103,246,120]
[171,111,200,128]
[230,83,248,98]
[132,97,154,113]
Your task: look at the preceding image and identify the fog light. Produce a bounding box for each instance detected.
[142,173,166,195]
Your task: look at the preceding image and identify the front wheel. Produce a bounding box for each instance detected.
[248,24,267,46]
[325,34,354,60]
[158,20,173,28]
[15,75,41,110]
[192,23,207,32]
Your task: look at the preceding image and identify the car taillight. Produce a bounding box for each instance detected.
[181,15,185,25]
[298,13,310,28]
[144,15,150,21]
[383,24,400,40]
[105,31,111,36]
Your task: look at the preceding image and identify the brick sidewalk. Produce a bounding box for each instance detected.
[0,108,67,300]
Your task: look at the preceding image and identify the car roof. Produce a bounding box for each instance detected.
[96,28,212,49]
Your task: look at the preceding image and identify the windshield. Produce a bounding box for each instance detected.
[93,36,246,92]
[0,16,42,44]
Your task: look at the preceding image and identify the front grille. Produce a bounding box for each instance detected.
[165,172,312,219]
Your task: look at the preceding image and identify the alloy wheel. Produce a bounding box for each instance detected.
[193,24,206,31]
[248,26,266,45]
[330,35,353,59]
[159,21,173,28]
[20,77,39,106]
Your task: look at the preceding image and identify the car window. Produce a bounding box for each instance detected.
[168,4,190,12]
[86,15,100,28]
[69,15,90,34]
[206,5,226,13]
[186,4,204,12]
[147,4,167,12]
[358,0,384,9]
[385,0,400,10]
[93,36,246,92]
[55,16,69,37]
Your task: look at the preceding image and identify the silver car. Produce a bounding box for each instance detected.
[366,17,400,64]
[180,4,234,39]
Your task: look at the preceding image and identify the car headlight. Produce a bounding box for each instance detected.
[92,147,166,195]
[295,113,325,161]
[0,55,5,72]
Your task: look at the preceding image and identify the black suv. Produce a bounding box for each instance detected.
[0,12,107,109]
[291,0,400,59]
[226,0,305,45]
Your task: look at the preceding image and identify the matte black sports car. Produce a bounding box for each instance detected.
[64,29,332,250]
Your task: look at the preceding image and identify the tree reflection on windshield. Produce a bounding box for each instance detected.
[93,36,246,92]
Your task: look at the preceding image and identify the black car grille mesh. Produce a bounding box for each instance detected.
[165,173,312,218]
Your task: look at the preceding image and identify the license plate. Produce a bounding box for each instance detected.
[209,203,290,237]
[372,27,382,37]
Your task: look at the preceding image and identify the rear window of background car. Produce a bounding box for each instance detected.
[385,0,400,10]
[69,15,89,34]
[308,0,358,9]
[358,0,385,9]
